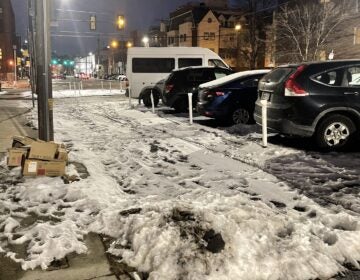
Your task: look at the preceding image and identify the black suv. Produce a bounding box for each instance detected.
[162,66,233,112]
[254,60,360,150]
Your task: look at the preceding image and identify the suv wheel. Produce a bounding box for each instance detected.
[143,90,159,108]
[173,98,188,113]
[316,114,356,149]
[232,107,252,124]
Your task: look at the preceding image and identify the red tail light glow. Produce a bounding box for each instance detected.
[285,65,308,96]
[165,84,174,93]
[205,90,225,98]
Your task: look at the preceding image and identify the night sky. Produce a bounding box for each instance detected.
[11,0,210,56]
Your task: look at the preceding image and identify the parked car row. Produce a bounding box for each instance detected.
[160,60,360,151]
[104,74,128,81]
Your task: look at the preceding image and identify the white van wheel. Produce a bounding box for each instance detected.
[142,91,159,107]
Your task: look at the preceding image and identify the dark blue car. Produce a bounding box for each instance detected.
[197,70,270,124]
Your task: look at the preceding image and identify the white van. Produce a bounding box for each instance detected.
[126,47,229,106]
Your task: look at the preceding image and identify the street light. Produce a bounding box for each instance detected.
[142,36,149,47]
[234,24,242,70]
[126,42,133,48]
[108,41,118,74]
[111,40,118,48]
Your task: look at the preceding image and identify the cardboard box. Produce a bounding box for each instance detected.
[28,141,58,161]
[55,147,68,161]
[12,136,40,147]
[23,159,66,177]
[7,148,28,167]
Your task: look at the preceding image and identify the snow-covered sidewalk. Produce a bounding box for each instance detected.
[0,97,359,280]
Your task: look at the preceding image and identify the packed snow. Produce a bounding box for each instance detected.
[199,69,271,89]
[0,92,359,280]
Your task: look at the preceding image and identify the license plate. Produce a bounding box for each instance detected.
[261,92,270,101]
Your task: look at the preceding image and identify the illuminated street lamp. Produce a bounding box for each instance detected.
[108,41,119,74]
[111,40,118,48]
[234,24,242,70]
[142,36,149,47]
[126,42,133,48]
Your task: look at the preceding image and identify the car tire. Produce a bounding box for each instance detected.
[142,90,159,108]
[315,114,356,150]
[231,107,253,124]
[173,98,188,113]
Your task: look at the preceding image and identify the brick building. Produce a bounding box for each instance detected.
[0,0,17,77]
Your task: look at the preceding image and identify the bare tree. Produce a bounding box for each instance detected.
[231,0,278,69]
[234,0,269,70]
[275,0,351,63]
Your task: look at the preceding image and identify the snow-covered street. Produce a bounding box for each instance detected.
[1,95,360,280]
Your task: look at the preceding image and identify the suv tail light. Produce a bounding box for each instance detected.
[285,65,308,96]
[165,84,174,93]
[204,90,225,99]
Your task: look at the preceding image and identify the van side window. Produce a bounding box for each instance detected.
[208,59,227,68]
[132,58,175,73]
[178,58,202,68]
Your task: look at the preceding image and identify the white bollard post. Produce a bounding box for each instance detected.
[101,81,104,90]
[128,86,132,107]
[150,90,155,114]
[120,80,123,93]
[109,81,112,93]
[188,92,193,125]
[80,80,83,90]
[261,99,268,147]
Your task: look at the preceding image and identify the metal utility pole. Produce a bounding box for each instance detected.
[13,45,17,83]
[34,0,54,141]
[28,0,37,107]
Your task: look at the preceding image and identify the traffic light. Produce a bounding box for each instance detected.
[117,15,125,30]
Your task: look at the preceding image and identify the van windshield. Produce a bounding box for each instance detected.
[208,59,227,68]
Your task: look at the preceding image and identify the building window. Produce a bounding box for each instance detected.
[208,18,212,23]
[184,34,187,42]
[204,32,209,40]
[210,32,216,40]
[180,34,184,42]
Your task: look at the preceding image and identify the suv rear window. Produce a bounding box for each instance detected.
[263,67,293,83]
[186,69,215,83]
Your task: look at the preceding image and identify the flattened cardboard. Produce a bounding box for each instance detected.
[7,148,28,167]
[28,141,58,161]
[23,159,66,177]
